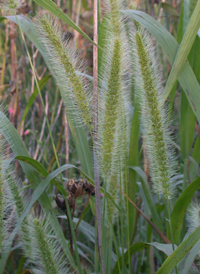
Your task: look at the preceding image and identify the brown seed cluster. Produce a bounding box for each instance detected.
[56,179,95,218]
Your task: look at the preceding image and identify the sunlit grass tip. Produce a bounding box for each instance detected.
[135,29,176,199]
[34,13,93,130]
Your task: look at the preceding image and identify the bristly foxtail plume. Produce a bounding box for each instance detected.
[0,126,32,258]
[98,1,131,220]
[187,202,200,235]
[32,215,70,274]
[1,159,33,258]
[135,29,176,199]
[0,135,16,254]
[34,13,93,131]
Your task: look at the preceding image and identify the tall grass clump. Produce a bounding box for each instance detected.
[135,29,176,199]
[34,14,92,131]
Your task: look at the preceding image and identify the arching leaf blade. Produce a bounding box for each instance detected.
[156,226,200,274]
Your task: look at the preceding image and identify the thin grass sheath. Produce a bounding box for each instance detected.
[34,14,92,130]
[135,30,176,198]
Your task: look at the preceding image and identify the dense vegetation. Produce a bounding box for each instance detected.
[1,0,200,273]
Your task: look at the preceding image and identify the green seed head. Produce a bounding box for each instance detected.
[101,38,122,174]
[135,30,176,198]
[36,14,92,130]
[34,218,58,274]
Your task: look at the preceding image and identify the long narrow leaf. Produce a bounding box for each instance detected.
[112,242,148,274]
[156,226,200,274]
[164,0,200,97]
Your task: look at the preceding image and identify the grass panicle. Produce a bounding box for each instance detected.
[0,136,17,254]
[1,159,33,258]
[187,202,200,234]
[98,18,132,219]
[34,13,93,130]
[32,215,70,274]
[135,29,176,199]
[103,0,125,35]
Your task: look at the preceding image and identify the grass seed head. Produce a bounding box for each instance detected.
[35,13,92,130]
[135,30,176,199]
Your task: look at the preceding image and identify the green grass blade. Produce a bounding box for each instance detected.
[19,75,52,126]
[190,138,200,182]
[171,176,200,244]
[112,242,148,274]
[156,226,200,274]
[32,0,97,46]
[129,167,162,231]
[0,17,5,23]
[164,0,200,97]
[179,0,198,162]
[177,240,200,274]
[124,10,200,124]
[15,156,68,195]
[180,92,196,160]
[0,112,76,272]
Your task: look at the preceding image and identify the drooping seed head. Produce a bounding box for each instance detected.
[35,14,93,130]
